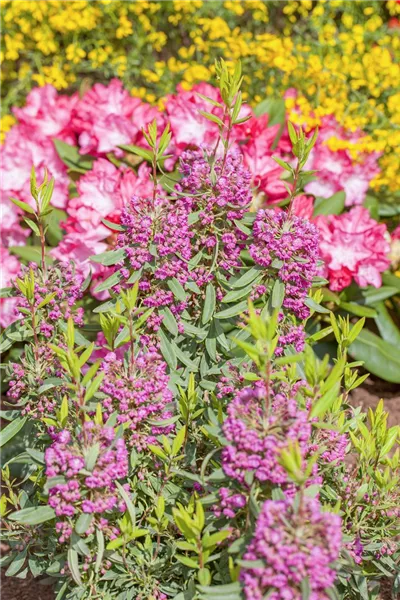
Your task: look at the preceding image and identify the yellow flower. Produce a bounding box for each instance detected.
[1,114,16,144]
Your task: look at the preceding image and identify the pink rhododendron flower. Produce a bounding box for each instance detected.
[13,85,78,143]
[64,159,153,242]
[0,198,30,247]
[72,79,163,157]
[0,246,21,327]
[165,83,223,153]
[304,116,381,206]
[291,194,314,220]
[240,114,288,202]
[50,232,108,278]
[315,206,390,291]
[1,124,70,209]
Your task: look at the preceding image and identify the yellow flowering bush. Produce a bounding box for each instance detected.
[1,0,399,195]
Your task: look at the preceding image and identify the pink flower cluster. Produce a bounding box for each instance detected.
[315,206,390,291]
[100,350,174,450]
[250,209,320,320]
[297,114,381,207]
[179,148,252,273]
[14,262,84,333]
[45,423,128,541]
[222,387,312,487]
[241,496,342,600]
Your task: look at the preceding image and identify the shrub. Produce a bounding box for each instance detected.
[1,61,399,600]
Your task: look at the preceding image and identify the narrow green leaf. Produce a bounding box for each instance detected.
[202,284,216,324]
[0,417,27,447]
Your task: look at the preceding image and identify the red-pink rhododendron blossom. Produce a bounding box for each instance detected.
[315,207,390,291]
[303,116,381,207]
[0,247,21,327]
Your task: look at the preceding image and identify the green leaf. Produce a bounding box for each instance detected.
[304,297,330,314]
[382,272,400,291]
[159,328,177,370]
[175,554,199,569]
[374,301,400,346]
[339,302,377,318]
[230,266,263,289]
[75,513,93,535]
[271,280,285,309]
[223,280,260,303]
[9,197,35,214]
[115,481,136,526]
[9,505,55,525]
[67,548,82,586]
[255,97,285,125]
[101,219,125,231]
[0,417,27,447]
[160,307,179,337]
[95,529,105,573]
[23,217,40,235]
[94,270,122,293]
[349,329,400,383]
[167,278,187,302]
[90,248,126,266]
[46,208,67,246]
[118,144,153,161]
[53,139,94,172]
[310,382,340,419]
[202,530,231,549]
[202,284,216,324]
[198,110,224,127]
[172,427,186,456]
[0,287,13,298]
[9,245,53,265]
[5,549,27,577]
[362,286,398,305]
[215,300,248,320]
[313,191,345,216]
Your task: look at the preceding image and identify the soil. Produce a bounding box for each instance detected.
[1,377,400,600]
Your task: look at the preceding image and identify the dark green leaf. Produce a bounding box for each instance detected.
[90,248,126,266]
[215,301,248,320]
[9,505,55,525]
[0,417,27,447]
[374,301,400,346]
[349,329,400,383]
[313,191,345,216]
[94,271,122,293]
[53,139,94,172]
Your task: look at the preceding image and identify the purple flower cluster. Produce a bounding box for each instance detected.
[214,487,247,519]
[250,210,319,320]
[14,262,84,333]
[100,350,174,450]
[45,423,128,542]
[115,193,192,330]
[222,386,312,486]
[6,343,65,418]
[178,148,252,272]
[240,496,342,600]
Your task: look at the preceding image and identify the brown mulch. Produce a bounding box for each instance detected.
[1,378,399,600]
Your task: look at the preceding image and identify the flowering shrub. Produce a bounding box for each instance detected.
[1,63,400,600]
[1,62,400,381]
